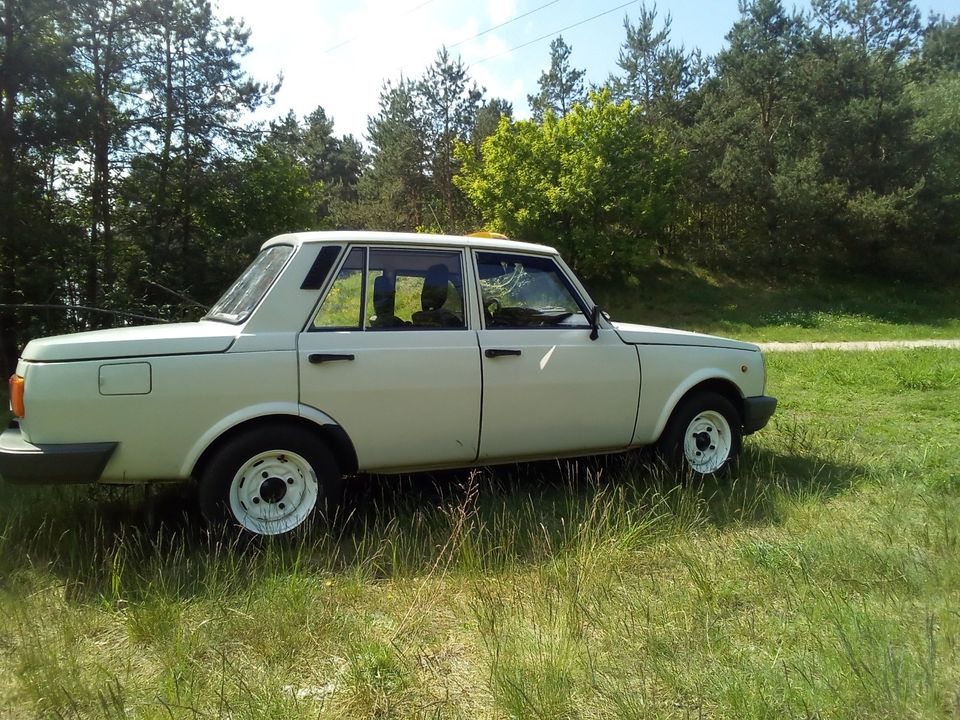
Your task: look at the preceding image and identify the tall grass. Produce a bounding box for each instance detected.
[0,349,958,718]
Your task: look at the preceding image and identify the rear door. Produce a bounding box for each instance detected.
[298,245,481,471]
[474,251,640,461]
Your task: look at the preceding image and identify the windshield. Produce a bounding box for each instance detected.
[205,245,294,324]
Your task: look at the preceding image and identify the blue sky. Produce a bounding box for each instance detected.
[216,0,959,141]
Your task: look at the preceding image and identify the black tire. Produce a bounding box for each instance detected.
[198,424,342,536]
[657,391,742,477]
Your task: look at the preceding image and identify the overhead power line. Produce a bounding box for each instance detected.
[0,304,167,323]
[470,0,639,66]
[324,0,440,54]
[448,0,564,50]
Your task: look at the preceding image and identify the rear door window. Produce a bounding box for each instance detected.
[311,247,364,329]
[310,246,467,331]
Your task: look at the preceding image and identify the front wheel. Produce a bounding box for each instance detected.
[198,425,341,536]
[658,392,742,476]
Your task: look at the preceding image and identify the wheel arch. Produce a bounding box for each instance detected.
[187,410,359,482]
[653,375,745,443]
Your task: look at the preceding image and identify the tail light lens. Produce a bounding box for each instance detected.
[8,374,24,418]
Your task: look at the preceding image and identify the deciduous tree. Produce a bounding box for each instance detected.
[457,91,683,280]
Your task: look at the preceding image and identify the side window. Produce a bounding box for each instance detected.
[312,247,364,329]
[365,248,466,330]
[475,252,589,329]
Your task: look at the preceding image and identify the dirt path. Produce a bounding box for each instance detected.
[757,339,960,352]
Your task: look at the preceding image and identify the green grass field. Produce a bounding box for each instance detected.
[595,262,960,342]
[1,274,958,718]
[1,346,958,718]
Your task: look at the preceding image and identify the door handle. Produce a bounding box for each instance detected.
[308,353,355,364]
[485,348,522,358]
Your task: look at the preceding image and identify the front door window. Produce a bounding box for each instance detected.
[475,252,589,329]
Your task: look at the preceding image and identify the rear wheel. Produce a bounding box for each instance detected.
[658,392,742,476]
[198,425,341,536]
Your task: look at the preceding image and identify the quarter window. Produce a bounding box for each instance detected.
[475,252,589,329]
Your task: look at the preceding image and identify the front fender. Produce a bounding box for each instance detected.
[648,368,742,442]
[633,343,759,446]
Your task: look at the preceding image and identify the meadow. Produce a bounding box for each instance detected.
[0,286,958,718]
[596,263,960,342]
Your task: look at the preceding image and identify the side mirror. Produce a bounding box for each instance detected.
[589,305,601,341]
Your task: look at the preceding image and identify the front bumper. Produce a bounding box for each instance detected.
[743,395,777,435]
[0,423,117,484]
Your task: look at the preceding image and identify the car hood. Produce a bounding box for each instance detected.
[611,322,759,352]
[21,321,239,362]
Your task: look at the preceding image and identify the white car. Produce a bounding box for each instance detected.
[1,232,776,535]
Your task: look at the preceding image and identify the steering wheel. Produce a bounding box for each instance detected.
[483,297,501,315]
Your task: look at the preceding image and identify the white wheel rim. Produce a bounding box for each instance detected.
[228,450,318,535]
[682,410,732,474]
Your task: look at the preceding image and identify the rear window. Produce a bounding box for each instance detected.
[205,245,294,324]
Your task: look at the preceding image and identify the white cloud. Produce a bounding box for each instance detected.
[485,0,518,24]
[461,32,527,116]
[213,0,631,139]
[222,0,470,138]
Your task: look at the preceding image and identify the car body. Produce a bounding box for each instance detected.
[1,231,776,535]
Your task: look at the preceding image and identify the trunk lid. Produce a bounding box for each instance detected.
[21,321,239,362]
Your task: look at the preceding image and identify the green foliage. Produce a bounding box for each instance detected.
[909,66,960,261]
[457,90,684,280]
[672,0,950,276]
[0,0,88,374]
[348,77,429,232]
[472,97,513,149]
[0,0,285,356]
[265,107,366,220]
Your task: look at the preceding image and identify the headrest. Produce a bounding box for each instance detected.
[420,264,449,311]
[373,275,395,315]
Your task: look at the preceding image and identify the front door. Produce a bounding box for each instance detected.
[474,251,640,461]
[298,246,481,472]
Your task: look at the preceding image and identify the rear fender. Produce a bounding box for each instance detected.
[180,402,339,478]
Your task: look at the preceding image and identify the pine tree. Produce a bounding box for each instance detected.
[357,77,429,230]
[609,4,705,122]
[527,36,585,122]
[418,47,483,229]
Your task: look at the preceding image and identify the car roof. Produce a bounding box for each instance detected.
[261,230,558,255]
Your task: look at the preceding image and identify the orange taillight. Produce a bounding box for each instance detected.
[8,374,24,418]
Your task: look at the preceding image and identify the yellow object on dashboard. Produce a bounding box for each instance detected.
[467,231,509,239]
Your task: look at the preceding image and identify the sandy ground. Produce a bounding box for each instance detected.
[757,339,960,352]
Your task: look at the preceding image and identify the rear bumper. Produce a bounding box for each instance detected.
[0,423,117,484]
[743,395,777,435]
